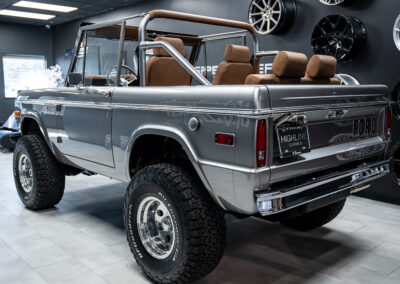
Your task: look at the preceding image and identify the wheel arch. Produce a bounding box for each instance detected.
[125,125,220,206]
[20,114,54,153]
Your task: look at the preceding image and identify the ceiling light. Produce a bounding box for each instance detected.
[13,1,77,13]
[0,9,55,20]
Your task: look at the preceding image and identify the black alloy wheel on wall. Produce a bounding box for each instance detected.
[248,0,296,35]
[311,14,367,63]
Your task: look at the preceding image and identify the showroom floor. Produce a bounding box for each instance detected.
[1,152,400,284]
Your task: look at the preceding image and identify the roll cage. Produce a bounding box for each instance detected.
[66,9,276,87]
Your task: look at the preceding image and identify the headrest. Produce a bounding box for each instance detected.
[307,55,337,79]
[153,37,185,57]
[224,44,251,63]
[272,51,308,78]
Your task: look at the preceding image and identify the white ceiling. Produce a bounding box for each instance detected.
[0,0,144,25]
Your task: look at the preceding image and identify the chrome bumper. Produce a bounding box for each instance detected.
[256,160,390,216]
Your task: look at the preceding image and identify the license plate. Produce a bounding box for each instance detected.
[276,125,311,158]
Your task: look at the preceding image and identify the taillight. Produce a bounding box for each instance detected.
[256,119,267,167]
[387,107,392,139]
[214,133,234,146]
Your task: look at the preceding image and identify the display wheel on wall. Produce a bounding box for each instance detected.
[311,15,367,63]
[318,0,346,5]
[394,14,400,51]
[248,0,296,35]
[334,74,360,85]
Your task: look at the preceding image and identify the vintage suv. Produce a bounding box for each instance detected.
[13,10,392,283]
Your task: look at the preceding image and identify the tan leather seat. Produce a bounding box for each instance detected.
[301,55,341,85]
[146,37,191,86]
[213,44,253,85]
[245,51,307,85]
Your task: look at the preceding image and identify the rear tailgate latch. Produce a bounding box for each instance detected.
[276,113,307,127]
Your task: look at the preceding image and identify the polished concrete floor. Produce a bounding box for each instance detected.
[1,151,400,284]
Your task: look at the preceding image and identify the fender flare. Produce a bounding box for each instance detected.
[20,112,55,154]
[124,124,222,207]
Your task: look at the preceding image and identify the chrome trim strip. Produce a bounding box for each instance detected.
[23,99,389,116]
[281,94,386,100]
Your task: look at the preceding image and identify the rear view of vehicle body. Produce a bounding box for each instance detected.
[13,9,391,283]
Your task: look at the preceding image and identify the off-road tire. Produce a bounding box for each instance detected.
[281,199,346,231]
[13,134,65,210]
[124,163,226,283]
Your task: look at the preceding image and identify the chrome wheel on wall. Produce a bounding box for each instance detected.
[394,14,400,51]
[311,15,367,62]
[248,0,296,35]
[319,0,346,5]
[334,74,360,85]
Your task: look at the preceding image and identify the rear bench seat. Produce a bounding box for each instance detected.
[245,51,340,85]
[301,55,341,85]
[245,51,307,85]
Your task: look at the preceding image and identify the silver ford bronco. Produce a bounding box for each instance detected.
[13,10,392,283]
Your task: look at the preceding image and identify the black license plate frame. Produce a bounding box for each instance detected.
[276,125,311,158]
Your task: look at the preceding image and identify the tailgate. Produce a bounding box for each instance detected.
[267,85,390,183]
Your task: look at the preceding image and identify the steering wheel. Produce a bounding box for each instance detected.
[106,65,137,87]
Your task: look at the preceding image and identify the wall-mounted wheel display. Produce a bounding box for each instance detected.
[334,74,360,85]
[318,0,346,5]
[394,14,400,51]
[248,0,296,35]
[311,15,367,62]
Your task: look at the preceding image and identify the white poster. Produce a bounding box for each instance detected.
[3,56,46,98]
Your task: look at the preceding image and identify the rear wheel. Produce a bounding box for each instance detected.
[281,199,346,231]
[13,134,65,210]
[124,163,226,283]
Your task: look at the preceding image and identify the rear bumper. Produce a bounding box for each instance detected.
[256,159,390,216]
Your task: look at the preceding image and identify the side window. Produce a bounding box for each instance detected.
[120,39,139,87]
[84,27,121,86]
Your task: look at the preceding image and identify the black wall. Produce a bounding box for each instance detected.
[52,0,400,89]
[0,22,53,122]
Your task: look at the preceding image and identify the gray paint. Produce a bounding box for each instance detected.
[15,77,390,214]
[0,22,52,122]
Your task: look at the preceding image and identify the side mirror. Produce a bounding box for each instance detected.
[67,73,83,86]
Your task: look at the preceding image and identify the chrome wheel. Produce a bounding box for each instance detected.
[18,154,33,193]
[334,74,360,85]
[248,0,296,35]
[137,196,175,259]
[319,0,346,5]
[394,14,400,52]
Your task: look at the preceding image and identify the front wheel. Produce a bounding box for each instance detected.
[281,199,346,231]
[124,163,226,283]
[13,134,65,210]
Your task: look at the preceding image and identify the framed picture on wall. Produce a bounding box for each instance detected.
[2,55,47,98]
